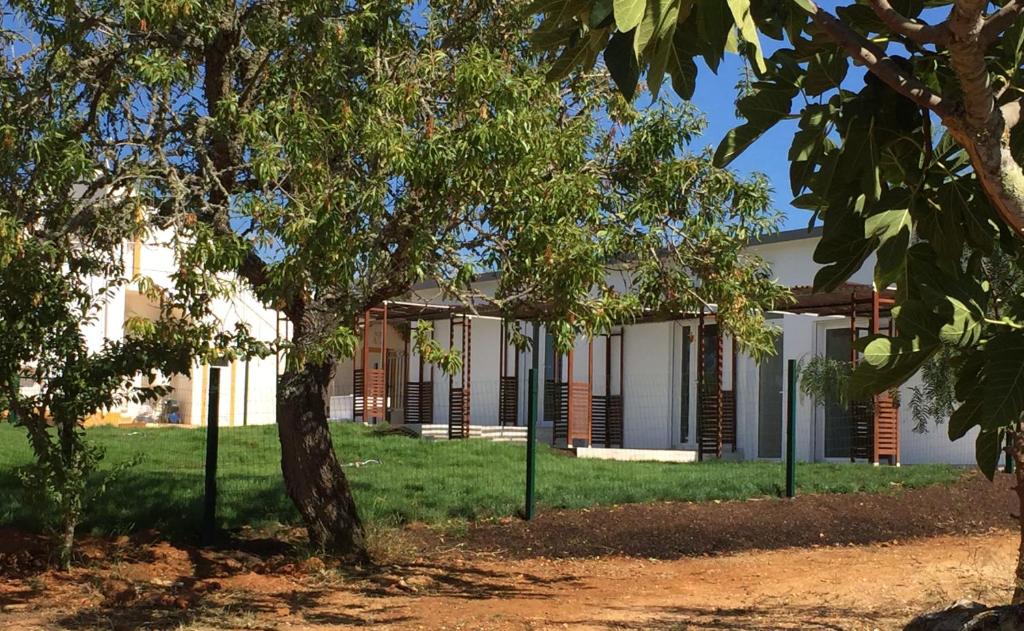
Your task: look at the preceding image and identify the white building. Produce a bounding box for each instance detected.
[329,227,975,466]
[72,229,282,428]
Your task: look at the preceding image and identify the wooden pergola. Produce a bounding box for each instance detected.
[787,283,900,465]
[356,300,524,439]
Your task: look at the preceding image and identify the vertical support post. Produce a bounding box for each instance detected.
[1006,433,1016,474]
[449,314,455,437]
[587,336,593,446]
[716,321,724,459]
[242,360,250,426]
[566,340,575,447]
[202,367,221,544]
[850,294,857,463]
[525,322,539,520]
[7,372,18,425]
[786,359,797,499]
[465,316,472,431]
[697,308,705,461]
[382,303,388,423]
[731,336,738,452]
[605,333,612,448]
[870,289,882,465]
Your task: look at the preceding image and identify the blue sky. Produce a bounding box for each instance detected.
[681,54,813,232]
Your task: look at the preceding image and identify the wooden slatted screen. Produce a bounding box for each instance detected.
[404,382,433,424]
[353,369,364,421]
[874,393,899,464]
[849,400,873,461]
[448,388,466,438]
[567,382,591,446]
[547,380,568,445]
[698,390,736,458]
[499,376,518,426]
[364,367,386,421]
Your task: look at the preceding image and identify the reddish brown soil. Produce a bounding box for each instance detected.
[446,470,1019,559]
[0,471,1019,630]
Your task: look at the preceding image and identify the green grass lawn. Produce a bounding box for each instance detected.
[0,422,964,539]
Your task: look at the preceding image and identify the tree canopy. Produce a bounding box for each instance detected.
[3,0,790,556]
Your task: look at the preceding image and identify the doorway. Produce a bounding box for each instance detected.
[823,327,852,459]
[757,331,784,459]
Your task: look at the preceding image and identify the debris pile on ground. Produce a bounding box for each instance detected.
[904,600,1024,630]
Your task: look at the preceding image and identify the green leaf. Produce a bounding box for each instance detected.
[695,0,731,72]
[812,194,873,292]
[634,0,679,59]
[848,335,936,399]
[605,30,641,100]
[546,40,591,80]
[976,428,1003,481]
[714,83,796,167]
[589,0,615,27]
[804,50,848,96]
[726,0,766,73]
[981,331,1024,428]
[645,19,680,98]
[865,205,911,290]
[949,392,983,441]
[614,0,646,32]
[666,26,698,99]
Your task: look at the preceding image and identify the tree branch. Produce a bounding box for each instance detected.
[981,0,1024,47]
[798,0,1024,237]
[948,0,996,130]
[803,3,953,119]
[1002,99,1023,130]
[867,0,949,46]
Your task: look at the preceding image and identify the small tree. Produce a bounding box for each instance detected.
[0,14,254,565]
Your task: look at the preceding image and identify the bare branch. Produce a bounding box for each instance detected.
[868,0,949,45]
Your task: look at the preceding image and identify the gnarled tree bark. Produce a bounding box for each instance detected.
[277,358,367,558]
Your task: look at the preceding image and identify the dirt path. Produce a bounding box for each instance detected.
[2,473,1020,630]
[1,530,1017,630]
[322,531,1017,630]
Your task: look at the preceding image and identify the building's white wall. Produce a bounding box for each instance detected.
[896,372,978,465]
[622,322,673,449]
[338,232,978,466]
[781,313,818,462]
[746,237,876,289]
[468,317,500,426]
[65,232,284,427]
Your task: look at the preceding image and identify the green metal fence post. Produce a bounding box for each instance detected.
[202,367,221,544]
[786,359,797,499]
[525,322,539,520]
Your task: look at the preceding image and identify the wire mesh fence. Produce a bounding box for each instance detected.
[0,377,978,544]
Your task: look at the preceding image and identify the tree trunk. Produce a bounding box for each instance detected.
[59,512,76,572]
[277,361,367,560]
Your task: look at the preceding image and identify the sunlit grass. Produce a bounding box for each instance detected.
[0,422,963,539]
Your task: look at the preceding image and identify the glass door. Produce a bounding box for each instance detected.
[823,327,852,458]
[757,332,784,458]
